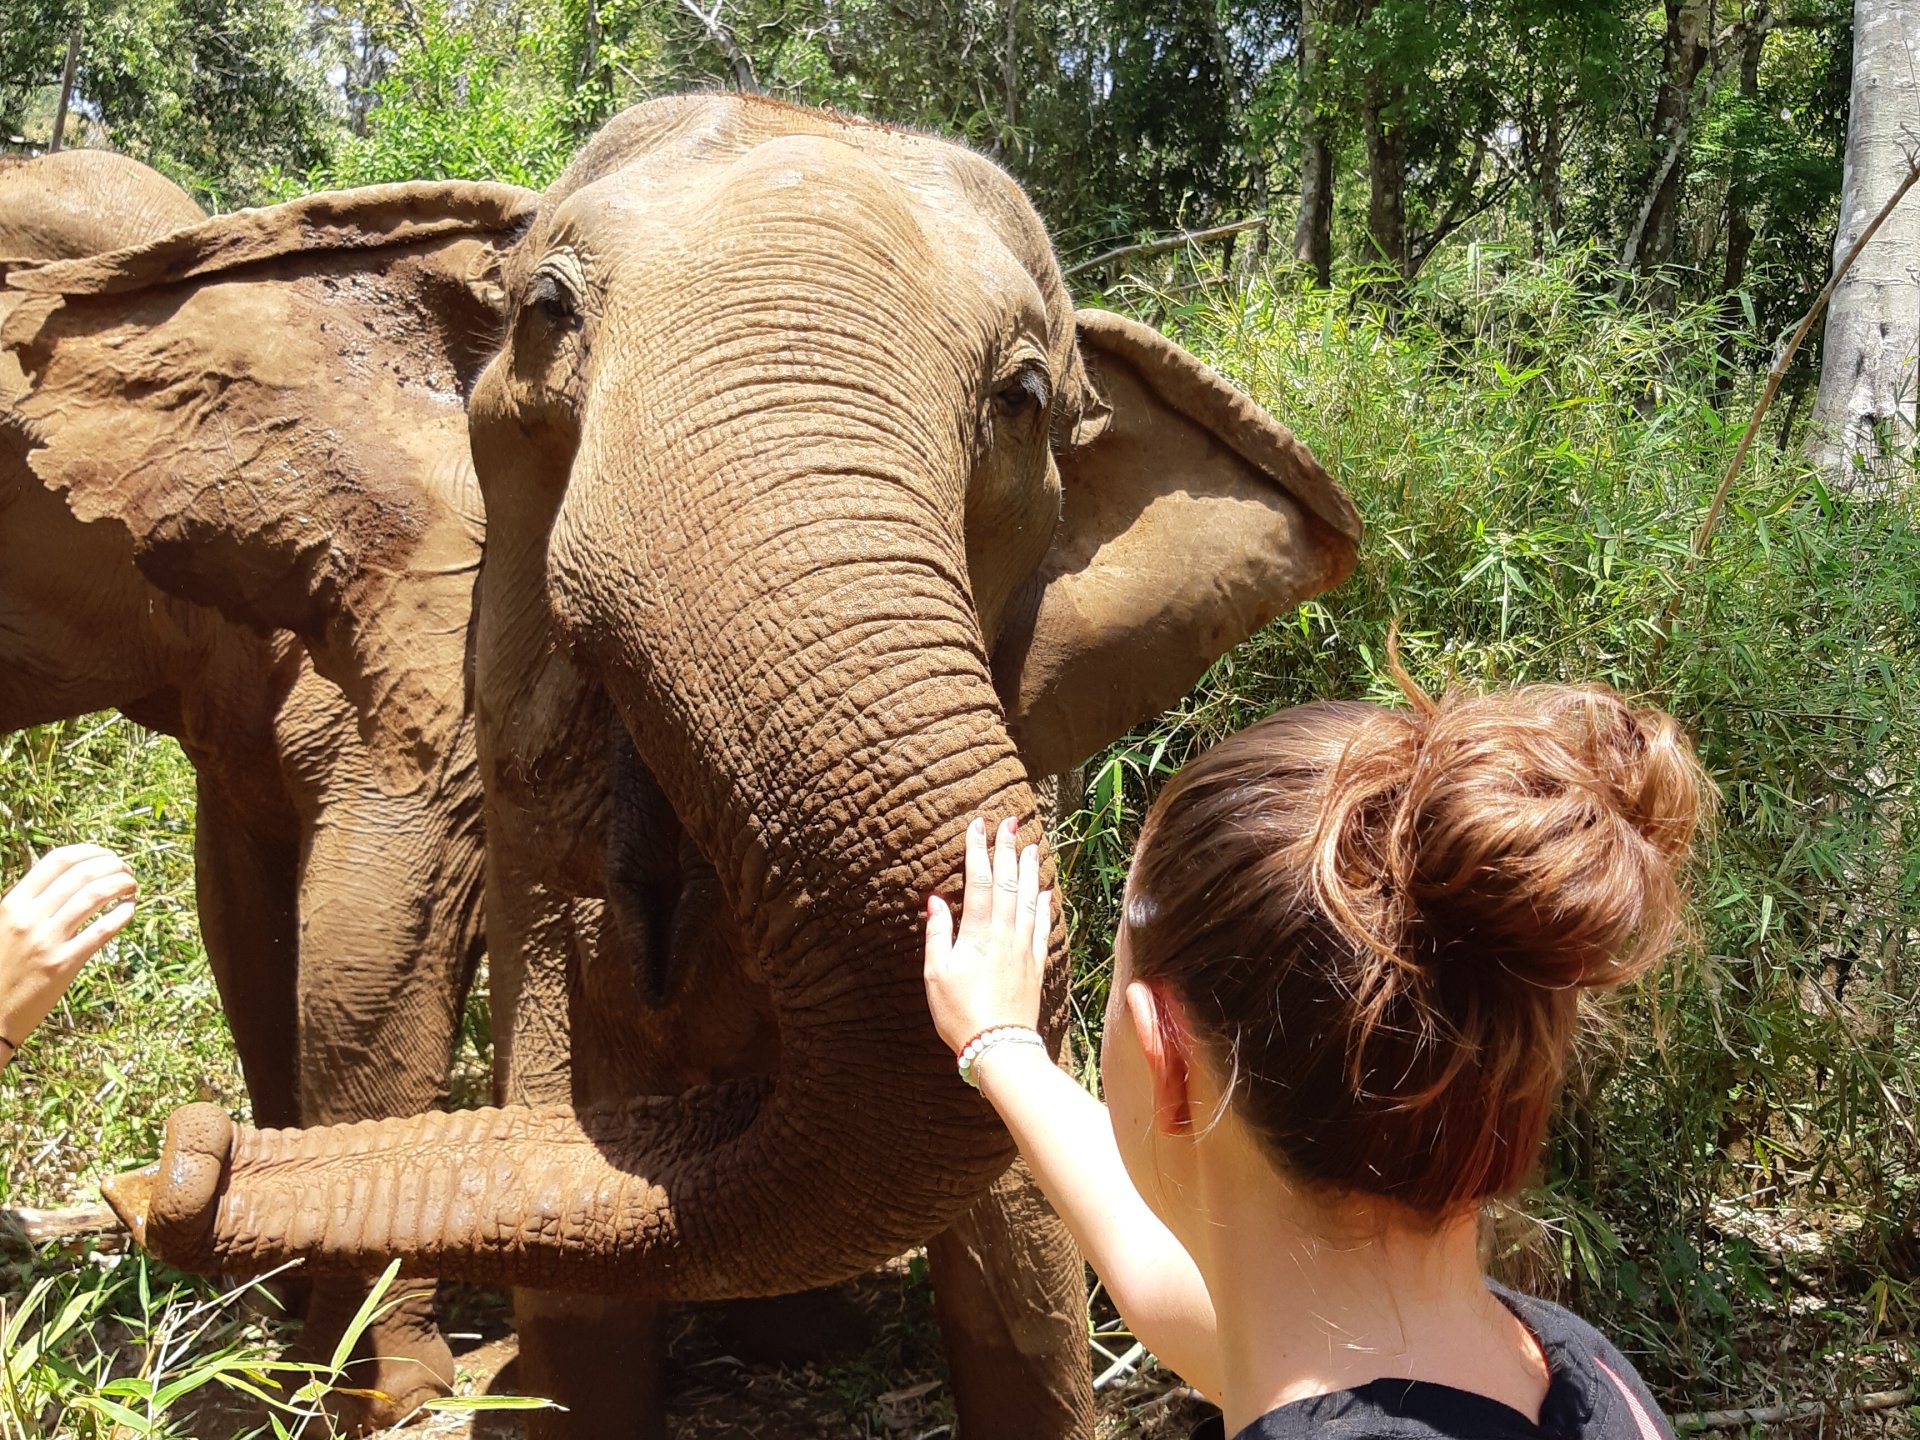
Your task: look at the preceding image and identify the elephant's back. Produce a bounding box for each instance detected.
[0,149,203,263]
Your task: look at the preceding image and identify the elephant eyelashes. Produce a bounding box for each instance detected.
[528,270,581,329]
[992,367,1050,425]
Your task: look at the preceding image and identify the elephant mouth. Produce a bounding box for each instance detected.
[594,707,782,1094]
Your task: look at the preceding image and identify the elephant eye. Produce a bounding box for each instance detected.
[992,367,1050,424]
[528,270,580,329]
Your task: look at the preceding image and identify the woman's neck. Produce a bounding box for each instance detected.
[1186,1143,1549,1437]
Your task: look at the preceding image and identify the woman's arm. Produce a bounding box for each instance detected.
[973,1042,1222,1396]
[0,845,137,1071]
[923,817,1222,1399]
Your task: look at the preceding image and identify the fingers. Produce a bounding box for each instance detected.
[958,816,995,945]
[51,867,138,945]
[923,894,953,976]
[60,897,136,967]
[26,851,132,922]
[10,845,125,904]
[1015,839,1040,951]
[990,817,1022,934]
[1032,888,1052,971]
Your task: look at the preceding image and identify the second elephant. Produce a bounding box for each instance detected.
[1,159,533,1427]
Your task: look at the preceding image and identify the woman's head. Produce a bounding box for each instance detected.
[1100,673,1711,1222]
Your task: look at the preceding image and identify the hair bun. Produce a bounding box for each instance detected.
[1379,684,1711,991]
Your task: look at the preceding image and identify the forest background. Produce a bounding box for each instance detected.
[2,1,1917,1435]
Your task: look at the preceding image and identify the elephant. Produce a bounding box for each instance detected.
[0,149,204,262]
[73,95,1361,1437]
[0,156,537,1427]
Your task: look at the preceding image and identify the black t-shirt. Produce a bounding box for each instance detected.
[1190,1283,1674,1440]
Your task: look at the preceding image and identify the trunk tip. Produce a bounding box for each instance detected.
[100,1162,156,1246]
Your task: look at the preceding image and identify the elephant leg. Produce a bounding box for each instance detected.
[515,1291,666,1440]
[928,1157,1094,1440]
[280,686,487,1430]
[192,775,301,1130]
[490,872,667,1440]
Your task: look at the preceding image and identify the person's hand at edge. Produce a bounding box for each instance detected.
[0,845,137,1070]
[923,814,1051,1054]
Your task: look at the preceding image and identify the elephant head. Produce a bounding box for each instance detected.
[101,96,1359,1296]
[1,180,536,784]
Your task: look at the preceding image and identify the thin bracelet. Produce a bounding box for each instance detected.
[957,1025,1046,1088]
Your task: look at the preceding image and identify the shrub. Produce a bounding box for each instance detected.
[1060,244,1919,1406]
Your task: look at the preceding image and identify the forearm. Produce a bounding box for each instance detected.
[974,1044,1222,1398]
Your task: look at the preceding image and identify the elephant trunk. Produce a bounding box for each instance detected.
[107,618,1053,1295]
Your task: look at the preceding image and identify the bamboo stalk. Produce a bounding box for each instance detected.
[0,1201,125,1246]
[1673,1386,1913,1431]
[1064,215,1272,279]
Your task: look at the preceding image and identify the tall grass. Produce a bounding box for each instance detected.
[1059,244,1919,1411]
[0,720,244,1204]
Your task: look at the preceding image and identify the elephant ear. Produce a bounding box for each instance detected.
[1,181,536,785]
[992,308,1362,777]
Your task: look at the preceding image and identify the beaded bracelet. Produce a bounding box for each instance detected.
[956,1025,1046,1088]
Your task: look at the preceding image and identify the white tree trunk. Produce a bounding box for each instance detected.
[1808,0,1920,489]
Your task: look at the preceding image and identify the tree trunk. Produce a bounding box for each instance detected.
[1293,0,1334,285]
[1717,7,1773,403]
[1633,0,1711,298]
[1809,0,1920,489]
[1363,73,1407,281]
[49,33,80,152]
[1540,101,1565,250]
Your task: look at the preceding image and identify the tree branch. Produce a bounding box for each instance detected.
[1618,4,1774,286]
[1,1202,124,1249]
[1063,215,1272,279]
[1652,155,1920,656]
[1409,135,1516,275]
[678,0,760,93]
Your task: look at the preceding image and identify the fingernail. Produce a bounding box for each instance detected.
[969,817,985,837]
[1000,817,1017,838]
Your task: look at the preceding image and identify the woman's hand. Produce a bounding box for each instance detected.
[923,816,1052,1053]
[0,845,137,1064]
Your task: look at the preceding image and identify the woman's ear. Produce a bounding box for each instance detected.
[1125,979,1194,1137]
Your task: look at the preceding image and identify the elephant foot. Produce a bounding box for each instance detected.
[300,1277,455,1434]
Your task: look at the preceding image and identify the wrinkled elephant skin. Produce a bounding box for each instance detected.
[1,158,536,1430]
[87,97,1360,1438]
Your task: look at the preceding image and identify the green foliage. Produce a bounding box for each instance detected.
[292,4,575,191]
[0,721,245,1206]
[0,1254,547,1436]
[1058,245,1919,1402]
[2,0,335,206]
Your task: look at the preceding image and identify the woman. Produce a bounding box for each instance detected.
[0,845,137,1072]
[924,671,1707,1440]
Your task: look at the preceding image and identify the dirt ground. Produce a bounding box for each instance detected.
[166,1261,1215,1440]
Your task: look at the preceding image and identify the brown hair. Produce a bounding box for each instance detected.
[1122,671,1711,1218]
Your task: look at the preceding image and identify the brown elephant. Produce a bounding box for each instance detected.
[81,96,1360,1437]
[0,149,204,261]
[1,156,535,1427]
